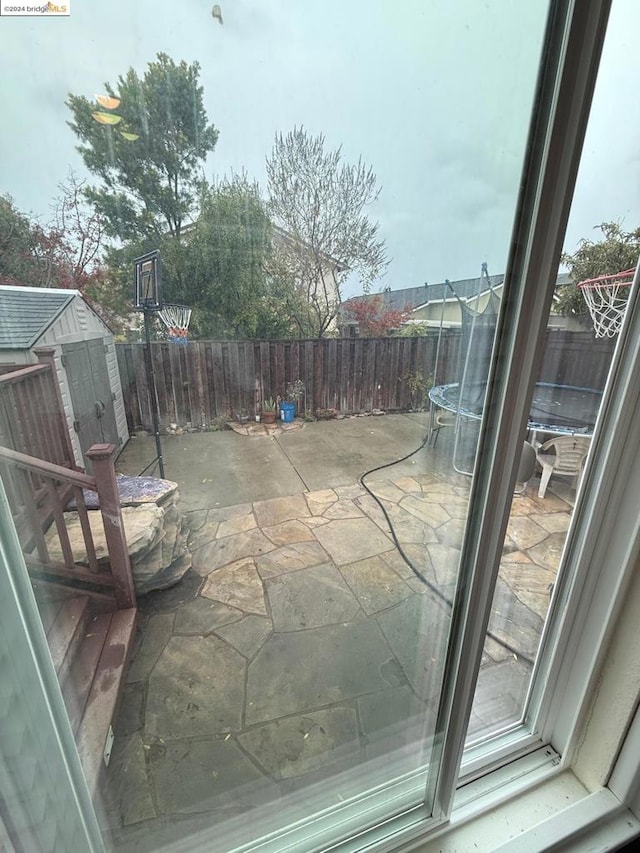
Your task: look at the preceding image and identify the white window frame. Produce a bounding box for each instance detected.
[4,1,639,851]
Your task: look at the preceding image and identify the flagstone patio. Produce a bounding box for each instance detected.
[104,460,573,849]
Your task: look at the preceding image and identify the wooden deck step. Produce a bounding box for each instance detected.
[46,596,90,681]
[75,608,137,796]
[36,598,62,634]
[61,612,112,736]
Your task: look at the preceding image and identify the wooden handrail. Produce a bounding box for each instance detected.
[0,445,95,490]
[0,442,137,610]
[0,363,49,387]
[86,444,136,609]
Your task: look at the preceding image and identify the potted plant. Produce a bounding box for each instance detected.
[261,398,277,424]
[281,379,305,423]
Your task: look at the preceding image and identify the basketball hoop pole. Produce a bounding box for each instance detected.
[134,250,165,479]
[143,307,165,479]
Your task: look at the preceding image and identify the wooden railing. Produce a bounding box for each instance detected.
[0,349,76,468]
[0,442,136,610]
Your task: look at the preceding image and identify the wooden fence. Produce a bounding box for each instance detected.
[116,330,616,431]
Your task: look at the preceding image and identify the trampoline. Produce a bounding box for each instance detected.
[429,381,602,436]
[427,265,602,473]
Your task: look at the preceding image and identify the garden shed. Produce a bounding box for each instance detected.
[0,285,128,467]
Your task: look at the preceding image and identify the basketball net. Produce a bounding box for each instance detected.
[578,268,635,338]
[157,304,192,345]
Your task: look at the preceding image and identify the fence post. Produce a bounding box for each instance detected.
[33,347,79,469]
[86,443,137,610]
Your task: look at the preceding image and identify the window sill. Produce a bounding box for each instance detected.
[394,767,640,853]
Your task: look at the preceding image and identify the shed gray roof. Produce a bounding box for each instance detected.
[0,286,77,350]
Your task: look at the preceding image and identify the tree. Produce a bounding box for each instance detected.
[557,221,640,320]
[344,294,411,336]
[0,187,129,333]
[0,195,59,287]
[266,127,388,337]
[184,175,277,338]
[67,53,218,244]
[50,172,106,293]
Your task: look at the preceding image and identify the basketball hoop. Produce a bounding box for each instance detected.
[157,304,192,345]
[578,267,635,338]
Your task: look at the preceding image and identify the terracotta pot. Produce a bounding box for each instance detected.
[261,410,277,424]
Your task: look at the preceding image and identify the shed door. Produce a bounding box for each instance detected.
[63,340,119,466]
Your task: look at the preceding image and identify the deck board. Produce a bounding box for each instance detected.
[47,597,89,678]
[62,612,112,736]
[75,608,137,795]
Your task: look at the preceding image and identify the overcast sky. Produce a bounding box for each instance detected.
[0,0,638,297]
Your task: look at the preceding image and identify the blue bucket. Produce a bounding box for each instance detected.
[280,401,295,423]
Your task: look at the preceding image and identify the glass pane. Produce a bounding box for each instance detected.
[0,1,548,849]
[467,0,638,746]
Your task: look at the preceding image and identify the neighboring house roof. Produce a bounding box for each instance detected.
[341,272,574,326]
[0,285,78,350]
[410,274,504,312]
[339,274,504,324]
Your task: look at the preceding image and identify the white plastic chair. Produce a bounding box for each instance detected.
[536,435,591,498]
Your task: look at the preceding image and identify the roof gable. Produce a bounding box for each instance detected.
[0,286,78,350]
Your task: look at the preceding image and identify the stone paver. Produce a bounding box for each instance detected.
[173,597,242,635]
[376,594,451,703]
[146,635,245,738]
[107,468,576,840]
[253,494,310,528]
[262,519,316,546]
[255,541,330,578]
[244,619,399,725]
[127,613,174,684]
[238,708,359,779]
[215,615,272,659]
[266,563,363,631]
[217,514,257,538]
[108,732,156,826]
[313,517,392,565]
[191,528,275,575]
[339,556,413,615]
[506,516,550,550]
[148,738,279,813]
[357,686,432,740]
[201,557,268,615]
[527,531,568,571]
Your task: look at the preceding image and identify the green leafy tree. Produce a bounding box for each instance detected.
[67,53,218,244]
[185,175,275,337]
[103,174,295,339]
[557,222,640,320]
[266,126,388,337]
